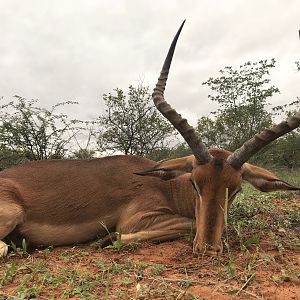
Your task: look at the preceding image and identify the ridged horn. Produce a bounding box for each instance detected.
[227,111,300,169]
[152,20,212,165]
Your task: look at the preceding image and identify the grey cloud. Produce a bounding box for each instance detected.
[0,0,299,123]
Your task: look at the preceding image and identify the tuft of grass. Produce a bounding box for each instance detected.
[7,238,29,258]
[282,209,300,229]
[0,263,17,288]
[150,264,164,276]
[230,185,272,225]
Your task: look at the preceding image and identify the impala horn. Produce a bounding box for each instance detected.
[152,20,212,165]
[227,111,300,169]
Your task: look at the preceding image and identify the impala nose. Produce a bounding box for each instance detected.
[205,244,223,256]
[193,242,223,256]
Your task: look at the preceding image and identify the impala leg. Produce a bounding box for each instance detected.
[0,200,24,257]
[0,240,8,257]
[100,214,194,247]
[120,228,191,244]
[124,215,194,243]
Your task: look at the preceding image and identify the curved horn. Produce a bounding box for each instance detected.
[227,111,300,169]
[152,20,212,164]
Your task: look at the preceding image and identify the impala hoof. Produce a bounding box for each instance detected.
[0,240,8,257]
[98,232,120,248]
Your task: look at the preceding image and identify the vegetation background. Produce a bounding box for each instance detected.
[0,59,299,170]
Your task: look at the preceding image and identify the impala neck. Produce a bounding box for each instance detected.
[169,174,196,218]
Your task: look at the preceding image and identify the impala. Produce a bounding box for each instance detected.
[0,21,299,257]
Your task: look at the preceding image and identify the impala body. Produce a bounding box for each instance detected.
[1,150,298,256]
[0,21,299,257]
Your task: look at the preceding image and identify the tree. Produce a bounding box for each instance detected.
[0,147,27,170]
[0,96,81,166]
[147,142,192,161]
[254,62,300,168]
[70,122,98,159]
[198,59,279,151]
[260,99,300,168]
[98,85,175,156]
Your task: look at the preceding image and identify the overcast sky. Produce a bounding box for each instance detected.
[0,0,299,126]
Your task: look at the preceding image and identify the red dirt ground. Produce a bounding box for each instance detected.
[1,237,299,299]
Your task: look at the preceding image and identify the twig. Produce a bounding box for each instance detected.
[241,289,263,299]
[235,273,256,296]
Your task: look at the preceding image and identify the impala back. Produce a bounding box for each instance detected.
[1,155,170,245]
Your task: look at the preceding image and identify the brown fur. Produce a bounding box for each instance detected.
[0,155,195,248]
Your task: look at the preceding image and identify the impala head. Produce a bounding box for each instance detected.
[137,21,300,255]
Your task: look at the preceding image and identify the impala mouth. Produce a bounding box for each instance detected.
[193,240,223,256]
[205,244,223,256]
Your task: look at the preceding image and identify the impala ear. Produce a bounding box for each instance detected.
[241,163,300,192]
[135,155,194,180]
